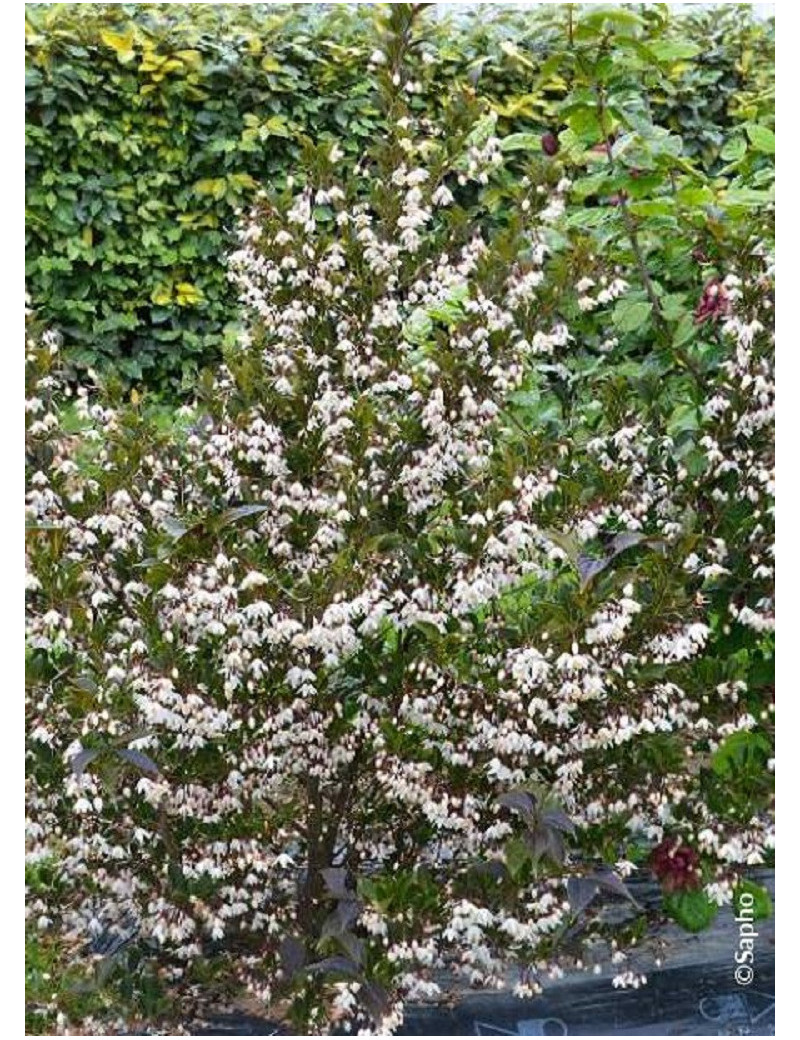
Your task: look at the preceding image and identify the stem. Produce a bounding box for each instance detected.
[298,749,365,934]
[298,777,323,931]
[594,86,667,339]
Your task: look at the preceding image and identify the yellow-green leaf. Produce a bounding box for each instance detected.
[194,178,227,199]
[746,124,775,155]
[100,28,136,64]
[175,282,203,307]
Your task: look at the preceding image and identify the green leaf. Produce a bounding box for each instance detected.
[566,107,603,145]
[543,529,581,566]
[264,115,290,139]
[499,133,542,154]
[427,287,468,325]
[627,199,675,218]
[571,172,611,199]
[720,137,747,163]
[676,186,714,207]
[746,124,775,155]
[403,309,433,347]
[660,292,688,322]
[578,7,644,33]
[261,55,283,73]
[150,284,172,306]
[193,178,228,199]
[672,312,696,348]
[711,731,771,778]
[175,282,203,307]
[667,403,699,437]
[613,299,652,333]
[663,889,718,933]
[648,40,701,63]
[733,880,772,922]
[504,837,532,882]
[722,186,775,208]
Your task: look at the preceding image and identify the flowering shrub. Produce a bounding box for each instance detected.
[26,7,774,1035]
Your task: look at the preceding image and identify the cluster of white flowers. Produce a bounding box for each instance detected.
[575,274,629,312]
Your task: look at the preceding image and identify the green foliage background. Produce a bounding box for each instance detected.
[25,3,774,391]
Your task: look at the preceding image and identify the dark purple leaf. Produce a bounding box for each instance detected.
[337,930,365,967]
[116,748,159,776]
[592,869,642,908]
[189,414,214,437]
[527,825,565,865]
[577,553,609,586]
[305,955,359,978]
[70,748,101,778]
[497,790,536,824]
[321,867,349,898]
[610,531,647,554]
[73,676,98,694]
[360,980,391,1021]
[577,532,652,589]
[567,877,600,915]
[320,898,361,939]
[472,859,507,881]
[466,62,484,88]
[541,807,576,834]
[337,898,362,929]
[95,951,121,986]
[545,827,566,865]
[218,503,270,528]
[162,516,188,540]
[279,936,306,976]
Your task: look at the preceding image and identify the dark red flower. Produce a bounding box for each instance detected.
[541,132,559,157]
[694,278,731,324]
[650,838,701,893]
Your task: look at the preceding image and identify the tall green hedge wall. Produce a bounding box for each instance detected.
[25,3,774,391]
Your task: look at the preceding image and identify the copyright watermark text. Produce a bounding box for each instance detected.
[733,890,758,986]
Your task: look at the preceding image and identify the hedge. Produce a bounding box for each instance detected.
[25,4,774,391]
